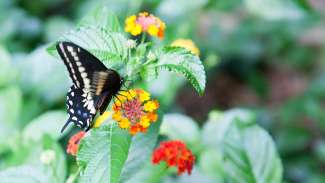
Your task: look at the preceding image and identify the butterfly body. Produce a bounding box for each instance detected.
[56,42,123,132]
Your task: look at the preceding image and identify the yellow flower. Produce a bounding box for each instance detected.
[112,89,160,135]
[144,100,159,112]
[171,39,200,56]
[131,24,142,36]
[93,111,110,128]
[112,111,122,121]
[125,15,137,32]
[138,89,150,102]
[128,89,137,98]
[119,118,131,129]
[124,12,166,39]
[147,25,159,36]
[125,15,136,24]
[140,116,150,128]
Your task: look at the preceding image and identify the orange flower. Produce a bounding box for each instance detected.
[66,131,85,156]
[152,140,195,175]
[125,12,166,39]
[112,89,159,135]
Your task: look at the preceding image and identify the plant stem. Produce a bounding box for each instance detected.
[141,33,146,44]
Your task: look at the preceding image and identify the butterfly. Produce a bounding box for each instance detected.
[56,41,124,132]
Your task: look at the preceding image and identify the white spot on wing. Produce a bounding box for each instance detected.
[81,72,87,78]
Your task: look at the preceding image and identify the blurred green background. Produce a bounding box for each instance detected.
[0,0,325,182]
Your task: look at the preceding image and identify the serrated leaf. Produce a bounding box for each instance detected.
[149,47,206,95]
[120,119,162,182]
[78,6,121,32]
[77,123,131,183]
[47,26,128,69]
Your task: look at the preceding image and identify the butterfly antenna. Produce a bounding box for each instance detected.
[61,119,71,133]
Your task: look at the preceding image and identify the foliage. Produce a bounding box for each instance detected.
[0,0,324,183]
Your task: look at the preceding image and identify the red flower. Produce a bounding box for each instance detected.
[66,131,85,156]
[152,140,195,175]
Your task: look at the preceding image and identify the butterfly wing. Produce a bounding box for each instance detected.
[56,41,109,91]
[61,85,96,132]
[56,42,122,132]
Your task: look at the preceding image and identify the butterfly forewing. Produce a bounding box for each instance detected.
[56,42,108,92]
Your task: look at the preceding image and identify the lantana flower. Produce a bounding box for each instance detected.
[152,140,195,175]
[66,131,85,156]
[125,12,166,39]
[171,39,200,56]
[112,89,159,135]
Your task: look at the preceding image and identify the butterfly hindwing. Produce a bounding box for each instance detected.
[61,85,96,132]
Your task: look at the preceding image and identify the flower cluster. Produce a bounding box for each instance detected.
[152,140,195,175]
[112,89,159,135]
[125,12,166,39]
[66,131,85,156]
[171,39,200,56]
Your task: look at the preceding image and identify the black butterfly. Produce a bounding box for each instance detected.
[56,41,124,132]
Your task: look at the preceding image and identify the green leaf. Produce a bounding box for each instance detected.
[201,109,255,148]
[244,0,305,20]
[77,123,131,183]
[16,46,70,104]
[223,124,283,183]
[78,6,121,32]
[47,26,128,69]
[41,135,67,183]
[160,113,201,152]
[0,86,22,153]
[0,86,22,125]
[148,47,206,95]
[22,110,68,142]
[120,119,162,182]
[199,148,225,182]
[0,136,66,183]
[124,162,167,183]
[0,165,50,183]
[0,45,16,87]
[202,109,283,183]
[164,168,216,183]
